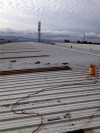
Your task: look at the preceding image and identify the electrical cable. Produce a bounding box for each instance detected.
[11,90,44,133]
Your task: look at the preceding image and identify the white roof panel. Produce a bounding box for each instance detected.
[0,42,100,133]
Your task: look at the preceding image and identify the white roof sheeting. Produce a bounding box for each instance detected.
[0,42,100,133]
[0,69,100,133]
[0,42,100,71]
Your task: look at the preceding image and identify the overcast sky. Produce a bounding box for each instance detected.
[0,0,100,42]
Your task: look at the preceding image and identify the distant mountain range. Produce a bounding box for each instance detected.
[0,35,32,40]
[0,29,100,44]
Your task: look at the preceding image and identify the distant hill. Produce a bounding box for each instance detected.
[0,29,100,44]
[0,35,32,41]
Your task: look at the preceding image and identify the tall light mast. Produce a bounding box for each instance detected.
[38,21,41,42]
[83,32,85,43]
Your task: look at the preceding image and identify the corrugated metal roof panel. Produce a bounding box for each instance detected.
[0,42,100,71]
[0,69,100,133]
[0,42,100,133]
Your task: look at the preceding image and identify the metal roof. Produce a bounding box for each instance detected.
[0,69,100,133]
[0,42,100,133]
[0,42,100,71]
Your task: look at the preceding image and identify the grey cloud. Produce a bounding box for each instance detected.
[0,0,100,42]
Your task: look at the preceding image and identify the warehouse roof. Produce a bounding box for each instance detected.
[0,42,100,133]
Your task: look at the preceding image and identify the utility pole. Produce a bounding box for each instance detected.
[38,21,41,42]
